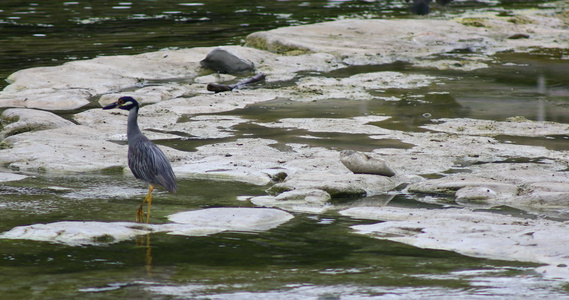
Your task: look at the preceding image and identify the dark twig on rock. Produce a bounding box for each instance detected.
[207,73,266,93]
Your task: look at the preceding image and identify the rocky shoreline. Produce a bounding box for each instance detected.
[1,4,569,279]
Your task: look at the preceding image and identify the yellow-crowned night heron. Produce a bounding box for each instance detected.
[103,96,177,223]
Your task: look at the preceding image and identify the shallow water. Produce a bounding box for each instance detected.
[1,175,564,299]
[2,0,569,298]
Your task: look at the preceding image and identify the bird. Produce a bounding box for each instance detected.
[103,96,177,223]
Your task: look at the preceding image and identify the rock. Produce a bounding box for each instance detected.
[0,221,148,246]
[172,138,291,186]
[0,48,207,111]
[455,186,499,203]
[409,177,519,198]
[341,206,569,280]
[0,89,91,111]
[275,189,331,204]
[260,116,392,134]
[422,117,569,137]
[0,125,131,173]
[250,195,332,214]
[0,207,294,246]
[0,172,28,182]
[406,165,569,211]
[245,17,567,67]
[0,108,75,138]
[200,47,255,74]
[250,189,395,214]
[340,150,395,177]
[268,172,398,198]
[285,72,436,102]
[167,207,293,232]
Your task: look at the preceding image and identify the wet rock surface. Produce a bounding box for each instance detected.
[1,5,569,281]
[341,206,569,279]
[0,208,293,246]
[0,108,75,138]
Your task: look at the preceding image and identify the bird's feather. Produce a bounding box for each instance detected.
[128,135,177,193]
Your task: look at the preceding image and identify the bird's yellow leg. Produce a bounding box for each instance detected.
[136,185,154,223]
[146,188,153,224]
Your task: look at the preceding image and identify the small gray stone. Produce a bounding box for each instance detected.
[200,47,255,74]
[340,150,395,177]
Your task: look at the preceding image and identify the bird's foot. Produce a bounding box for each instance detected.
[136,207,147,223]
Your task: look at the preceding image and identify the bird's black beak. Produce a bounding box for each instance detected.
[102,102,119,110]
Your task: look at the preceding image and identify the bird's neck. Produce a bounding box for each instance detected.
[127,106,142,140]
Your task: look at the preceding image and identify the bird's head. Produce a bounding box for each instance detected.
[102,96,139,111]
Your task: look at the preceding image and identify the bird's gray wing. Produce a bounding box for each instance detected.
[128,137,177,193]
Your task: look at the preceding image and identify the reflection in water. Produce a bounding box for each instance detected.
[137,233,153,276]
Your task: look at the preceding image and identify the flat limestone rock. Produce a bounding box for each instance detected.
[0,48,207,111]
[283,72,437,102]
[407,167,569,210]
[0,172,27,183]
[0,89,91,111]
[0,221,148,246]
[422,117,569,137]
[167,207,293,232]
[341,206,569,280]
[268,172,398,198]
[246,16,568,66]
[0,125,129,173]
[0,207,294,246]
[250,195,332,214]
[259,116,392,135]
[1,108,75,138]
[251,189,333,214]
[275,189,331,203]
